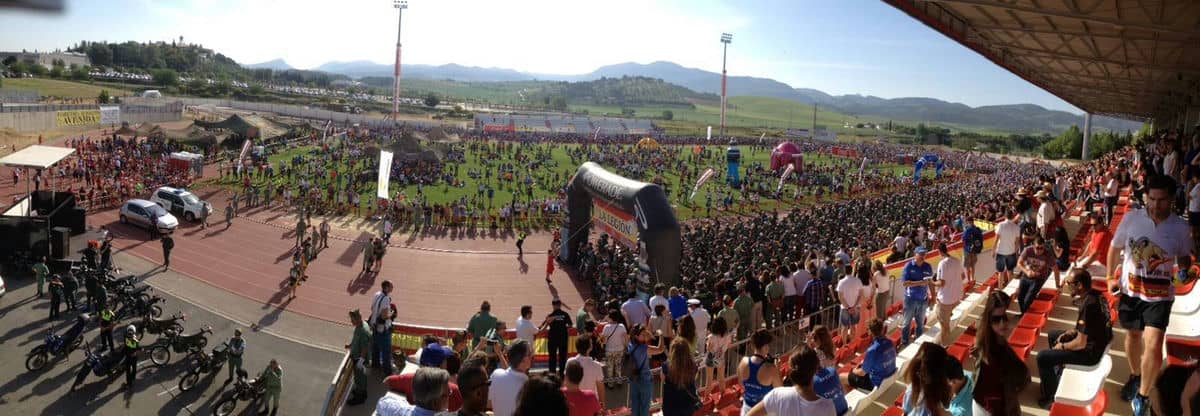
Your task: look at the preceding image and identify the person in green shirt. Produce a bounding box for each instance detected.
[32,257,49,298]
[575,299,596,332]
[717,295,741,341]
[257,359,283,416]
[345,310,371,405]
[466,301,497,348]
[733,284,754,340]
[765,274,785,328]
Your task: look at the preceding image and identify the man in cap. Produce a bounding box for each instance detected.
[900,246,934,345]
[227,328,246,383]
[540,298,573,375]
[346,310,372,405]
[688,298,711,355]
[383,337,463,411]
[1016,237,1056,315]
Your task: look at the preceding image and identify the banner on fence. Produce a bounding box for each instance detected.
[377,151,394,199]
[56,110,101,127]
[830,146,860,158]
[99,106,120,125]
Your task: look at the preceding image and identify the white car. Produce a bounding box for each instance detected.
[120,199,179,235]
[0,274,6,299]
[150,186,211,222]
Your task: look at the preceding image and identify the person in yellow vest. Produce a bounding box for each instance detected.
[98,306,116,351]
[121,326,140,392]
[226,329,246,384]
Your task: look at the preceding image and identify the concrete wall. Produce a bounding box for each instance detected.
[0,102,182,132]
[0,111,56,132]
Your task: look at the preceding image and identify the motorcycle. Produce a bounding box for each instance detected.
[108,284,153,309]
[178,341,229,391]
[148,325,211,366]
[70,341,125,392]
[26,313,91,371]
[213,369,265,416]
[115,294,164,321]
[136,311,186,338]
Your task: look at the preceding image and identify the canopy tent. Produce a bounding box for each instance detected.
[0,145,76,216]
[164,124,223,147]
[0,145,76,169]
[636,137,660,150]
[113,123,139,136]
[135,122,164,137]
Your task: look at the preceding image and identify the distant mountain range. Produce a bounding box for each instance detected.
[244,59,294,71]
[245,59,1142,134]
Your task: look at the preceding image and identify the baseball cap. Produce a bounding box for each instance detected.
[914,246,929,255]
[687,298,701,306]
[419,342,454,367]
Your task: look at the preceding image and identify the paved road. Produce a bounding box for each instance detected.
[0,263,342,416]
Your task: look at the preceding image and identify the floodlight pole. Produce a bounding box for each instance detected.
[392,0,408,120]
[719,33,732,138]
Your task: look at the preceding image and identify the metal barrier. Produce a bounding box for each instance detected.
[320,351,355,416]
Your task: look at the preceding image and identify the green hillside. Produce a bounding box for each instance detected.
[572,96,895,135]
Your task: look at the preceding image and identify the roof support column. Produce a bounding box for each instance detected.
[1082,113,1092,161]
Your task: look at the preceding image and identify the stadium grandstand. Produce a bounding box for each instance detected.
[474,113,657,135]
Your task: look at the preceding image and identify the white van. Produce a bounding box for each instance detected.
[150,186,211,222]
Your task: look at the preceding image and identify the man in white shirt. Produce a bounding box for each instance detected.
[893,233,909,255]
[488,340,533,416]
[932,243,965,346]
[688,299,710,355]
[621,293,652,329]
[370,281,394,372]
[648,284,669,317]
[835,270,864,342]
[1036,190,1057,239]
[993,210,1021,290]
[565,335,606,406]
[781,264,799,322]
[1104,172,1121,225]
[515,305,537,346]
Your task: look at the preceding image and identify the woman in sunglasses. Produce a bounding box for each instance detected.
[971,291,1030,416]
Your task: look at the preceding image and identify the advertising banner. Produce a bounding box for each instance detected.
[483,124,515,133]
[377,150,394,199]
[591,197,638,248]
[99,105,120,125]
[56,110,101,127]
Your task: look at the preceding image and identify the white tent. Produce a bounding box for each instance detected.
[0,145,76,216]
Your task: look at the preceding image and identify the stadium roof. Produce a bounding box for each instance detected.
[886,0,1200,122]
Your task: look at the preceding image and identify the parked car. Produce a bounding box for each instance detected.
[0,274,6,299]
[150,186,211,222]
[119,199,178,235]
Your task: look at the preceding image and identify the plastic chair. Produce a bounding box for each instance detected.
[1028,300,1054,315]
[1049,390,1108,416]
[1018,312,1047,330]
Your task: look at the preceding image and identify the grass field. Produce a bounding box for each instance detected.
[0,78,133,99]
[205,142,916,221]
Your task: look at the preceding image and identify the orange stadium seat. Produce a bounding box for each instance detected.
[1018,312,1047,330]
[1049,390,1108,416]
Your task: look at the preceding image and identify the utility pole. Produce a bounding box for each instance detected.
[391,0,408,120]
[719,33,732,138]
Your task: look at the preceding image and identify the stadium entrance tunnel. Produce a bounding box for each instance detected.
[559,162,682,288]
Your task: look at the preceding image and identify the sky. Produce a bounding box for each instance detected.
[1,0,1082,113]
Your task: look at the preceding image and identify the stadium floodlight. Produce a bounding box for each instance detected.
[719,33,732,137]
[391,0,408,119]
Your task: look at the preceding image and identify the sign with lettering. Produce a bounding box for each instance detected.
[592,197,638,248]
[56,110,100,127]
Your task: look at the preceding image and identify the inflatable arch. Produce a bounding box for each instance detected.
[560,162,682,288]
[913,154,944,183]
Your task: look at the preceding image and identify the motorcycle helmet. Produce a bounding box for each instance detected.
[125,325,137,336]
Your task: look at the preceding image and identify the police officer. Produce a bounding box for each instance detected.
[226,329,246,383]
[319,219,330,250]
[61,270,79,311]
[48,275,64,321]
[122,325,140,391]
[99,238,113,272]
[161,234,174,269]
[200,201,210,229]
[98,306,116,350]
[362,239,375,273]
[225,202,234,228]
[345,309,371,405]
[258,359,283,415]
[32,256,49,298]
[295,216,308,247]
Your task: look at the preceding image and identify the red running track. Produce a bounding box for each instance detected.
[88,202,590,328]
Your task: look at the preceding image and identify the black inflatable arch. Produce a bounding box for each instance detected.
[559,162,682,288]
